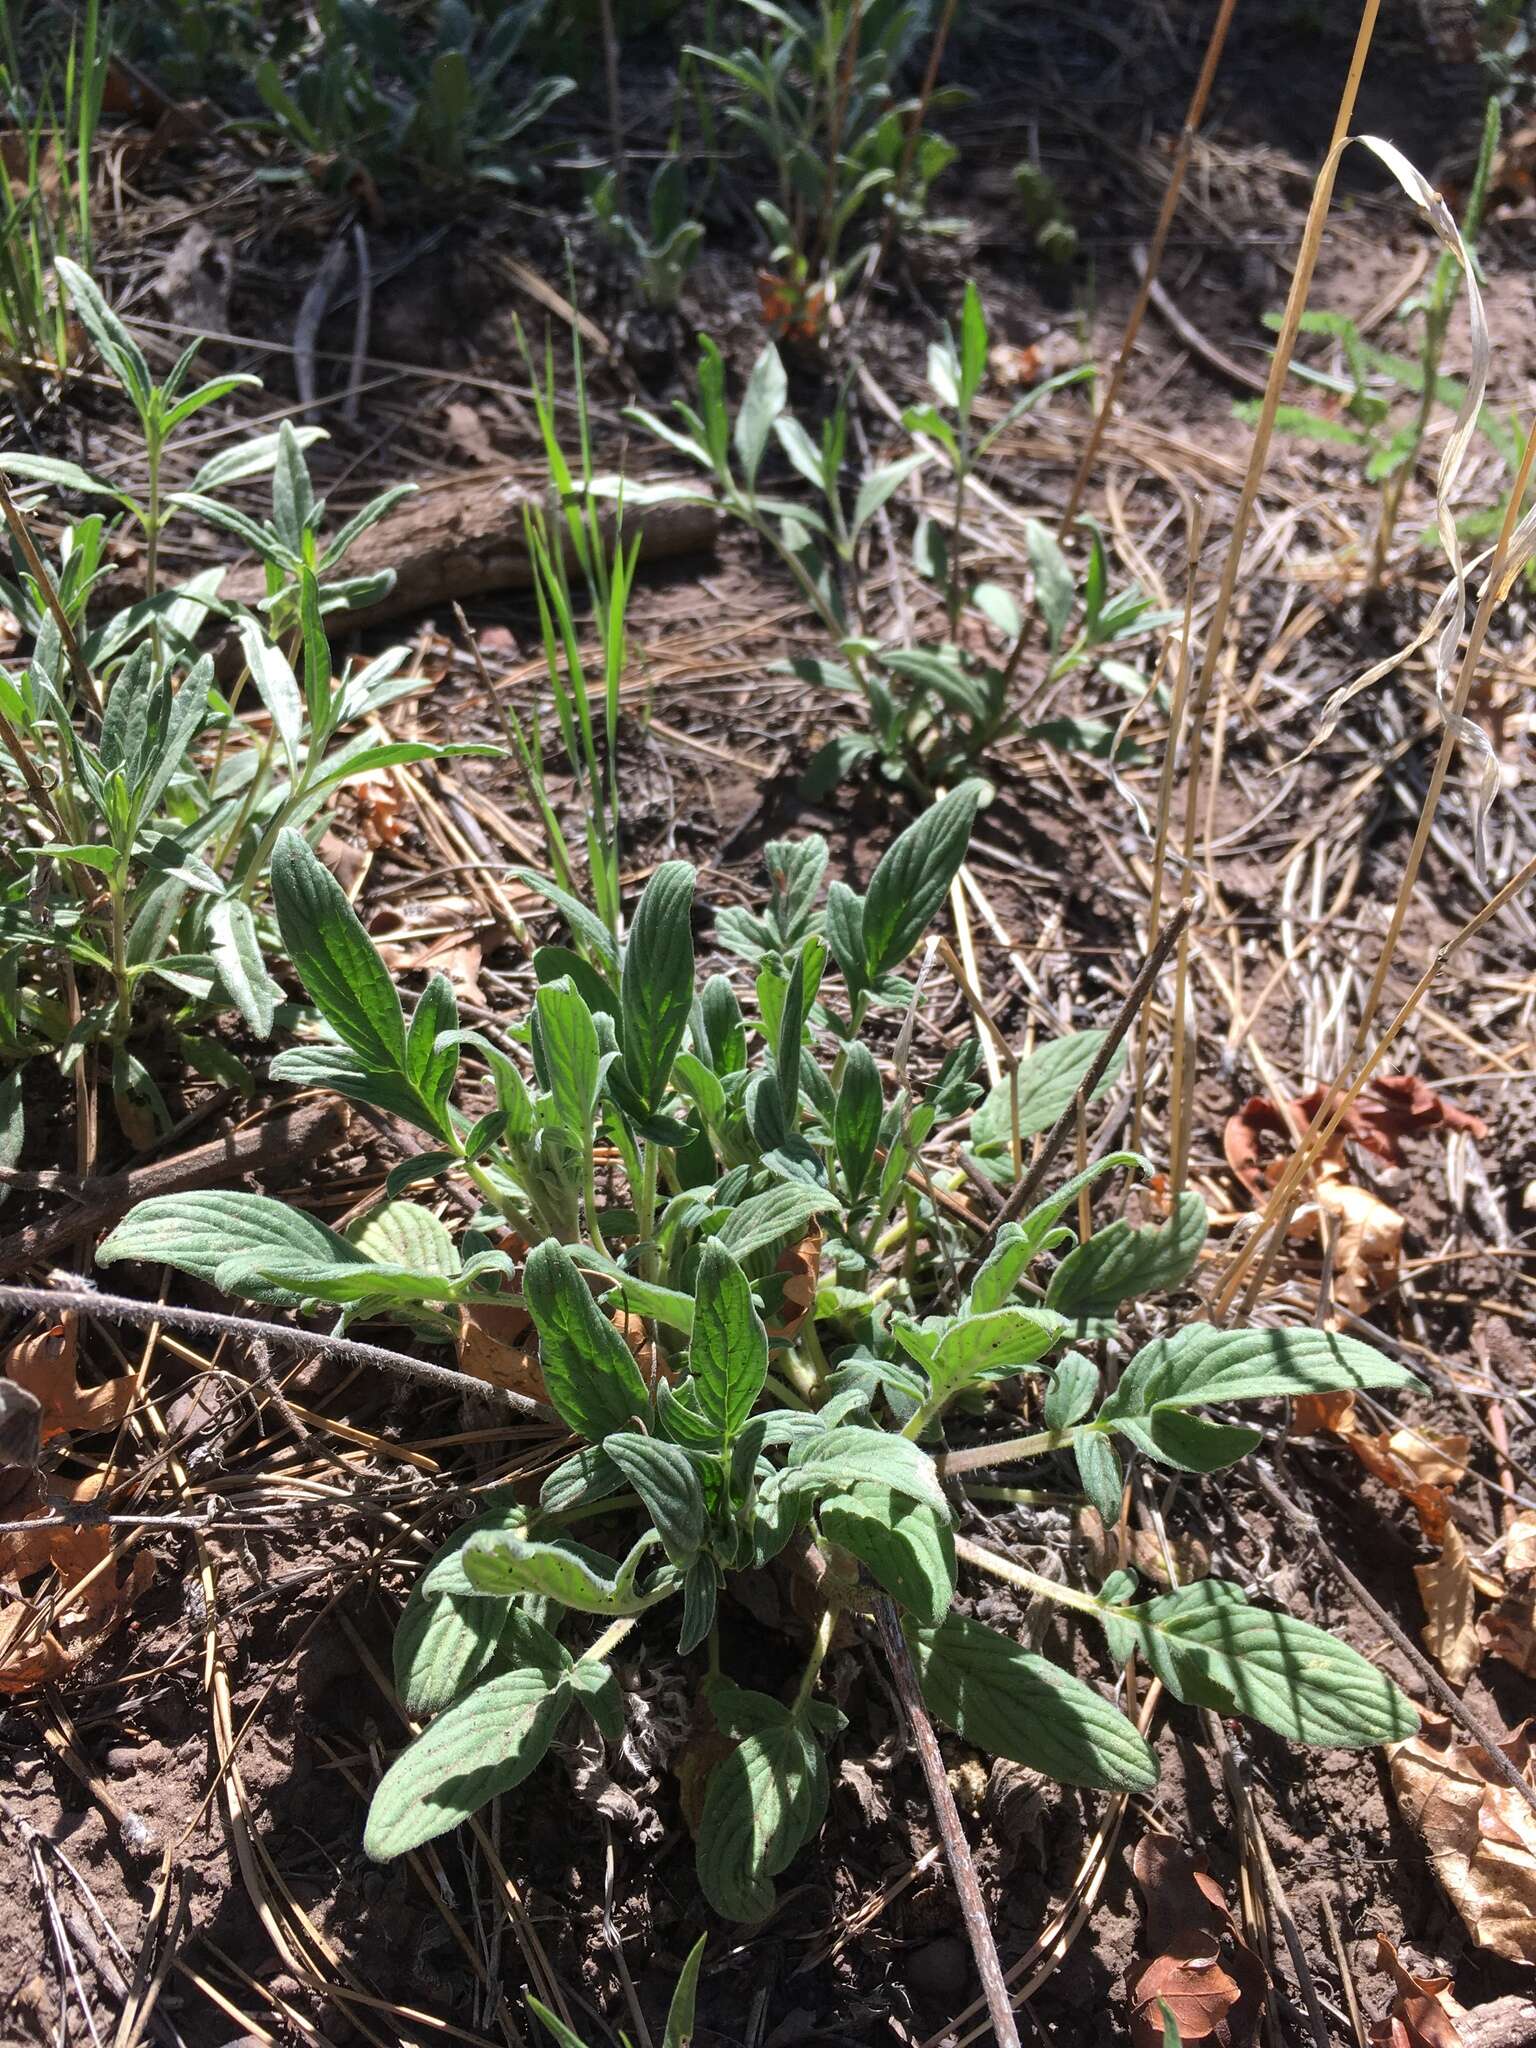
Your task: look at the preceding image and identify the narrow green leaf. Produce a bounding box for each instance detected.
[462,1529,669,1614]
[270,829,406,1072]
[364,1667,571,1858]
[1097,1324,1416,1470]
[209,896,280,1038]
[734,343,787,491]
[909,1612,1158,1791]
[536,977,601,1143]
[621,861,696,1115]
[834,1041,882,1205]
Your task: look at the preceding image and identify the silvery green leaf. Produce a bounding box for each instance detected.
[909,1612,1157,1791]
[818,1483,955,1625]
[364,1666,572,1859]
[1047,1193,1209,1335]
[1097,1578,1419,1747]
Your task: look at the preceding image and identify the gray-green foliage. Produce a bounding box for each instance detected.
[625,285,1168,795]
[99,794,1420,1921]
[0,270,491,1140]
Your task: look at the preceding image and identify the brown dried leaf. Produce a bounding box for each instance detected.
[1390,1715,1536,1965]
[1366,1934,1467,2048]
[1224,1075,1488,1201]
[1309,1159,1404,1313]
[1079,1509,1211,1588]
[457,1299,544,1402]
[0,1476,156,1693]
[765,1229,821,1341]
[348,771,408,849]
[1294,1390,1460,1545]
[1478,1511,1536,1679]
[1128,1832,1265,2047]
[1415,1522,1481,1687]
[5,1319,136,1445]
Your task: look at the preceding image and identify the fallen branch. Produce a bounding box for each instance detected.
[0,1281,558,1420]
[873,1595,1021,2048]
[0,1100,353,1277]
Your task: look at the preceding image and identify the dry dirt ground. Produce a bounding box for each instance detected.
[3,3,1536,2045]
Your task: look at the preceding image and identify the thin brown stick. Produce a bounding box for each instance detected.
[873,1596,1021,2048]
[1248,1461,1536,1823]
[0,1099,353,1276]
[1060,0,1241,527]
[0,1282,556,1419]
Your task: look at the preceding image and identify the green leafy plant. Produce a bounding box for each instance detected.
[591,155,705,311]
[0,274,494,1138]
[692,0,961,304]
[250,0,576,202]
[1238,96,1507,587]
[0,0,107,389]
[627,298,1164,793]
[99,789,1419,1920]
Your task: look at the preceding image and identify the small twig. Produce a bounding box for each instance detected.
[343,224,372,427]
[873,1596,1021,2048]
[294,231,352,412]
[0,1282,557,1420]
[0,1099,352,1276]
[954,900,1193,1293]
[1130,242,1269,396]
[1249,1461,1536,1822]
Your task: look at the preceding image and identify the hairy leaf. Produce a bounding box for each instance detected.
[365,1667,571,1858]
[910,1611,1158,1791]
[271,828,406,1072]
[689,1239,768,1444]
[1097,1578,1419,1747]
[819,1484,955,1625]
[861,780,986,979]
[522,1239,651,1439]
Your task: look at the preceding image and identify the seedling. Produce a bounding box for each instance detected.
[250,0,576,203]
[591,156,704,311]
[627,296,1164,793]
[100,792,1419,1919]
[692,0,962,310]
[0,273,494,1141]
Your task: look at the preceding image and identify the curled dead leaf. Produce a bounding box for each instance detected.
[5,1319,136,1445]
[1128,1832,1265,2047]
[1080,1508,1211,1588]
[0,1473,155,1693]
[765,1229,822,1341]
[1367,1934,1466,2048]
[1293,1390,1465,1545]
[1390,1715,1536,1965]
[1478,1512,1536,1680]
[1415,1522,1480,1688]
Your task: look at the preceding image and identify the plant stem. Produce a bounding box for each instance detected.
[587,1611,642,1666]
[952,1533,1105,1616]
[635,1139,660,1282]
[794,1598,838,1713]
[939,1425,1077,1477]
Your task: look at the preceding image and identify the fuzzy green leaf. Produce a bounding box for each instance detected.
[819,1484,955,1625]
[620,861,696,1115]
[98,1191,359,1305]
[971,1033,1127,1172]
[364,1667,571,1859]
[461,1530,670,1614]
[861,781,986,980]
[783,1426,947,1516]
[271,828,406,1072]
[522,1238,651,1439]
[1046,1193,1208,1333]
[1097,1578,1419,1747]
[909,1612,1158,1791]
[695,1692,827,1920]
[689,1239,768,1444]
[1097,1324,1415,1471]
[834,1040,883,1206]
[603,1433,708,1565]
